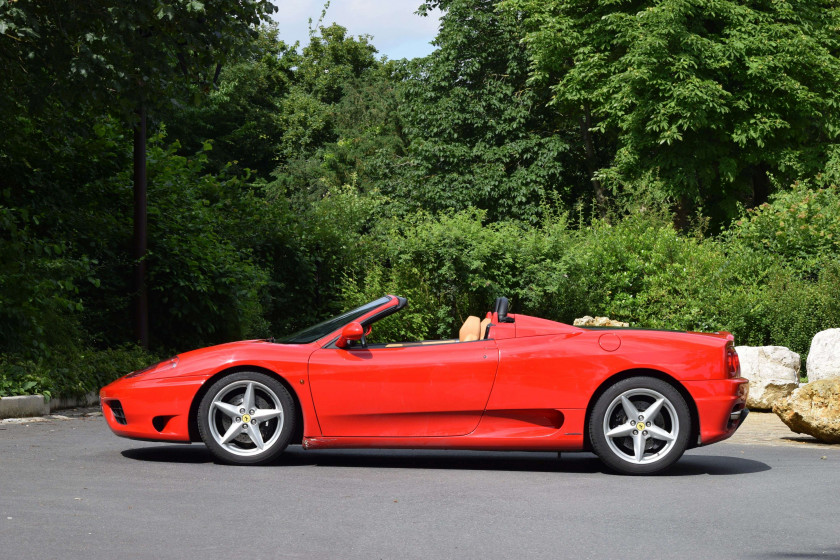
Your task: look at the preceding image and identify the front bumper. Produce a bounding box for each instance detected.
[100,375,206,443]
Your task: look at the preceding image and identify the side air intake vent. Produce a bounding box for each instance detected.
[109,401,127,425]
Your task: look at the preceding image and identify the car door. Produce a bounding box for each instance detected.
[308,341,499,437]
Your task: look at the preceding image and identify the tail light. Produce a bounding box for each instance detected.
[726,344,741,378]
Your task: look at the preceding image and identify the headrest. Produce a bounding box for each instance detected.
[459,316,481,342]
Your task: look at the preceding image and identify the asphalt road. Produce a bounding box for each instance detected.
[1,414,839,560]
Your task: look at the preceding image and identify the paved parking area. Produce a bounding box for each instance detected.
[726,411,833,447]
[1,410,838,559]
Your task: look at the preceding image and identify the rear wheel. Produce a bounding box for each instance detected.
[197,371,295,465]
[589,377,690,475]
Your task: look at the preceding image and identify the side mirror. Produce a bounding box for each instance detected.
[336,322,364,349]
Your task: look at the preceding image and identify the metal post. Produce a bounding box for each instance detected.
[133,105,149,349]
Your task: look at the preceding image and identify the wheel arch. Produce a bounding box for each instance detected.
[582,368,700,451]
[188,365,305,445]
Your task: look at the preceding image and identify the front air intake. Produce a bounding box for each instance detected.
[108,400,127,425]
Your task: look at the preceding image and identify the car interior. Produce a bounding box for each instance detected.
[360,297,512,348]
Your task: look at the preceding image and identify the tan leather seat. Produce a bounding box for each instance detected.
[459,316,482,342]
[480,317,491,339]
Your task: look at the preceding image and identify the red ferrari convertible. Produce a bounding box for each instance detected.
[101,296,749,474]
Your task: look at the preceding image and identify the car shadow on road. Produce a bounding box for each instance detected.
[121,446,215,464]
[747,548,840,559]
[666,453,770,476]
[121,445,770,475]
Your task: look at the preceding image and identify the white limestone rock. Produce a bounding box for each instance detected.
[735,345,800,411]
[806,329,840,382]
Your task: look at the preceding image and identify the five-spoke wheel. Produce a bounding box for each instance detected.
[590,377,690,475]
[197,371,295,465]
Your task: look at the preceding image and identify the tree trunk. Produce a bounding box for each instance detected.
[672,195,692,231]
[133,105,149,349]
[751,163,771,207]
[579,103,607,219]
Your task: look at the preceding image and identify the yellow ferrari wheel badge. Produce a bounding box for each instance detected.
[242,414,252,423]
[636,422,645,431]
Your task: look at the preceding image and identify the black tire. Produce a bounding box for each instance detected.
[589,376,691,475]
[197,371,296,465]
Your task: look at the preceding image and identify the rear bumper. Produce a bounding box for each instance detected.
[684,377,749,446]
[100,375,205,443]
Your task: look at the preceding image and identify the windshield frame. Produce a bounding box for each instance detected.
[274,296,394,344]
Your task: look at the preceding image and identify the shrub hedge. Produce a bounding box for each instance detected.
[2,182,837,397]
[340,185,840,375]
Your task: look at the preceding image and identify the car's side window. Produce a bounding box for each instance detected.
[350,313,493,350]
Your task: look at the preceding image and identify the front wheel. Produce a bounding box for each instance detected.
[589,377,691,475]
[197,371,296,465]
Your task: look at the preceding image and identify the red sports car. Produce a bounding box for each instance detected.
[100,296,749,474]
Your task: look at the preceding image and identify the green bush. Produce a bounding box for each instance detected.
[259,181,388,336]
[0,357,44,398]
[0,205,92,357]
[0,345,157,399]
[723,183,840,369]
[728,183,840,276]
[342,209,541,340]
[337,199,840,375]
[744,260,840,373]
[145,137,271,348]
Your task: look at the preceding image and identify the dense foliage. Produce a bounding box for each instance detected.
[2,0,840,398]
[503,0,840,223]
[391,0,585,222]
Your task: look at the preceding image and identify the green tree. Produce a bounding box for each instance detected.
[165,26,298,178]
[164,21,403,332]
[271,23,382,197]
[504,0,840,223]
[1,0,276,347]
[394,0,583,223]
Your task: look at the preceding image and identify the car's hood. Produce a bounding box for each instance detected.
[125,339,313,382]
[175,339,276,361]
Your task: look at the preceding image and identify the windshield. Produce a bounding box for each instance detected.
[275,297,392,344]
